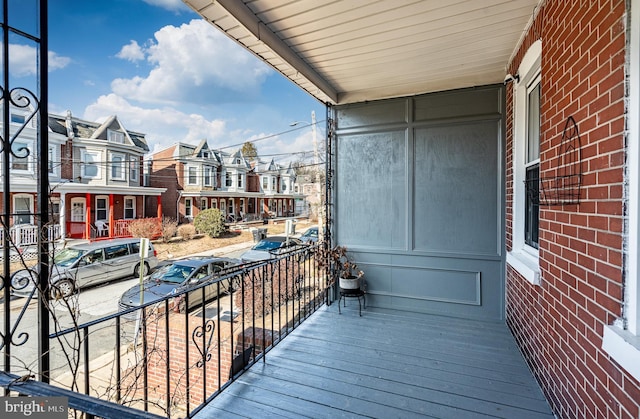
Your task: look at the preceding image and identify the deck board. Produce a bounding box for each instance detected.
[194,304,554,418]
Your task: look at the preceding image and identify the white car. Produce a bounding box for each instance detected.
[11,238,159,298]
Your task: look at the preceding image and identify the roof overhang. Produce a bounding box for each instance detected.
[183,0,542,105]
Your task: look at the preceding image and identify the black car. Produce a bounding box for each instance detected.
[118,256,240,313]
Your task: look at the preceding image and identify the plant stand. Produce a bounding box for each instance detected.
[338,287,366,316]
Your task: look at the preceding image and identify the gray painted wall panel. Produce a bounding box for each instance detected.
[334,85,505,321]
[413,121,499,255]
[336,130,407,249]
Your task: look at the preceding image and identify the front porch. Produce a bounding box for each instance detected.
[197,304,553,418]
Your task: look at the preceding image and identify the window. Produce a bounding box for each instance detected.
[50,198,60,223]
[202,151,210,159]
[82,150,100,178]
[201,198,207,210]
[130,158,139,182]
[108,129,125,144]
[10,113,25,124]
[11,142,30,171]
[240,199,245,214]
[525,79,540,249]
[227,200,233,216]
[220,199,226,215]
[48,146,55,174]
[111,153,125,180]
[188,167,197,185]
[262,176,269,190]
[506,40,542,286]
[71,198,85,222]
[204,167,212,186]
[124,197,135,219]
[237,174,243,188]
[272,178,277,191]
[13,195,33,224]
[185,198,193,217]
[225,172,232,187]
[282,180,287,191]
[602,0,640,383]
[212,200,218,209]
[96,197,108,221]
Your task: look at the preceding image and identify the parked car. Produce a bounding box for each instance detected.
[299,226,319,243]
[11,238,159,298]
[240,236,305,262]
[118,257,241,313]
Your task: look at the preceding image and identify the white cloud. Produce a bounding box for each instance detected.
[112,19,271,105]
[116,40,145,63]
[84,93,226,153]
[4,43,70,76]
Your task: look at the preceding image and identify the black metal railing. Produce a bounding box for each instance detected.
[1,243,326,418]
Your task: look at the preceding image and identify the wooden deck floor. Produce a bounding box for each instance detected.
[194,303,554,418]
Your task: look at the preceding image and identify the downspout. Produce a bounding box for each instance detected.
[177,190,182,223]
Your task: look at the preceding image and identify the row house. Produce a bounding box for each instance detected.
[146,140,300,224]
[1,107,165,246]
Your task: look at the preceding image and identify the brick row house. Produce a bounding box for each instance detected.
[146,140,300,224]
[1,107,165,245]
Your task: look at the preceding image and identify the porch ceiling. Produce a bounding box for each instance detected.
[183,0,541,105]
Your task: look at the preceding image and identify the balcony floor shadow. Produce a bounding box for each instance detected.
[195,304,554,418]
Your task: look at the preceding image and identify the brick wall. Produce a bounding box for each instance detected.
[505,1,639,418]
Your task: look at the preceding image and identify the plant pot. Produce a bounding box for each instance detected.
[339,276,360,290]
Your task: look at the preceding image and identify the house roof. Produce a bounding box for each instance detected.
[48,113,151,152]
[184,0,541,105]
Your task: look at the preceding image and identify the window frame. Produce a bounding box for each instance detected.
[13,194,33,225]
[95,196,109,222]
[110,152,125,180]
[107,129,125,144]
[71,198,86,222]
[187,166,198,185]
[185,198,193,218]
[82,150,101,179]
[124,196,135,219]
[129,157,139,182]
[204,167,212,186]
[506,39,542,286]
[11,141,32,172]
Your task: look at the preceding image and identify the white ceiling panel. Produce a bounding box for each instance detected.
[184,0,541,105]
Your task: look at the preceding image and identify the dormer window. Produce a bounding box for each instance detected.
[202,151,210,159]
[108,129,125,144]
[235,158,241,164]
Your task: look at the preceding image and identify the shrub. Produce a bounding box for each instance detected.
[193,208,226,238]
[128,218,162,239]
[160,217,178,242]
[177,223,196,240]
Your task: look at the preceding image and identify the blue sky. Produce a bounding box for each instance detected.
[40,0,326,163]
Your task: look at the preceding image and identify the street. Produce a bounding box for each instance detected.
[0,246,249,378]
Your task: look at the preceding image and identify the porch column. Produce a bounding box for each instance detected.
[85,192,91,239]
[157,195,162,219]
[109,194,114,237]
[59,192,66,239]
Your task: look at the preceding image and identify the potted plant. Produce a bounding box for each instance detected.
[322,245,364,290]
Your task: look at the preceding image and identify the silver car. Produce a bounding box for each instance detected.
[11,238,159,298]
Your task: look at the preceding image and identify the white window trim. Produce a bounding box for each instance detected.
[13,194,33,224]
[107,129,125,144]
[124,196,136,220]
[185,198,193,217]
[110,152,126,180]
[187,166,198,185]
[81,150,101,179]
[602,0,640,383]
[204,167,212,186]
[507,39,542,286]
[130,157,139,182]
[95,196,109,222]
[11,141,33,173]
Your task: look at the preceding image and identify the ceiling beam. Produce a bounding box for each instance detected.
[214,0,338,103]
